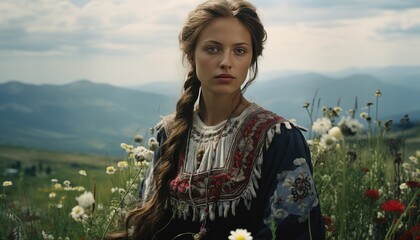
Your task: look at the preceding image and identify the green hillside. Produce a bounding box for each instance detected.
[0,145,121,205]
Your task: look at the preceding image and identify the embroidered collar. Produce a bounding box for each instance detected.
[168,104,285,221]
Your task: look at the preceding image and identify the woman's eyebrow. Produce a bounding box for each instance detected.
[202,40,251,46]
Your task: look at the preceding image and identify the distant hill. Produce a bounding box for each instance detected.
[0,80,173,155]
[1,69,419,155]
[137,72,420,129]
[245,73,420,128]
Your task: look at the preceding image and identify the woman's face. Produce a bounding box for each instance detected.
[193,17,253,97]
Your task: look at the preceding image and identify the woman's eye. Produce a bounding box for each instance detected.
[206,46,220,54]
[234,48,247,55]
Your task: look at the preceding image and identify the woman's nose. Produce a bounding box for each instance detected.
[219,52,232,69]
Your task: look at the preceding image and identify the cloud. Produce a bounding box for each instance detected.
[378,24,420,36]
[0,0,195,55]
[1,0,420,85]
[260,0,420,24]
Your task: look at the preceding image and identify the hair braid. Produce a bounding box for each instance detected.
[126,70,200,239]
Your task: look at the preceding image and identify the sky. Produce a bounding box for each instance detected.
[1,0,420,86]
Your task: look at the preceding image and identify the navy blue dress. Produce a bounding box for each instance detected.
[140,105,325,240]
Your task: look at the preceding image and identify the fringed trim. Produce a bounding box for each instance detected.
[265,120,306,150]
[170,145,264,221]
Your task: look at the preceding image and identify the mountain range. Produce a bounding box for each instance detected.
[0,80,172,155]
[1,66,419,155]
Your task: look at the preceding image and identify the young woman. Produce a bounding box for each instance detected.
[115,0,325,239]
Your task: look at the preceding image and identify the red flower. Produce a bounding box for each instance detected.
[399,224,420,240]
[364,189,380,201]
[406,180,420,188]
[322,215,332,225]
[322,215,336,232]
[381,200,405,214]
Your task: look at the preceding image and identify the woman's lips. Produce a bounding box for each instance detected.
[215,73,235,83]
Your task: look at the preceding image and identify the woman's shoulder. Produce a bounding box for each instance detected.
[250,103,307,132]
[154,112,176,137]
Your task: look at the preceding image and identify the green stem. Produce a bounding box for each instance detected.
[101,163,145,239]
[384,189,420,240]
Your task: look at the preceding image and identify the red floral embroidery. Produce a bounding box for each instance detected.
[169,108,283,206]
[381,200,405,214]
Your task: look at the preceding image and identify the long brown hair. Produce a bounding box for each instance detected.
[109,1,266,239]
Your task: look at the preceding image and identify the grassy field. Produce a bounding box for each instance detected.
[0,120,419,239]
[0,145,122,206]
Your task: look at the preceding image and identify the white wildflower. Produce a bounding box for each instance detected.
[402,163,411,171]
[399,183,408,190]
[121,143,134,151]
[320,134,337,151]
[76,191,95,208]
[228,228,253,240]
[333,106,342,114]
[106,166,116,174]
[312,117,332,135]
[148,137,159,151]
[54,183,62,190]
[79,170,87,176]
[2,181,12,187]
[49,192,56,199]
[117,161,129,169]
[134,147,154,162]
[63,180,71,187]
[118,188,126,195]
[42,230,54,240]
[360,112,368,119]
[70,206,86,221]
[409,156,418,165]
[73,186,85,192]
[111,187,119,193]
[328,126,343,140]
[51,179,58,183]
[338,116,364,136]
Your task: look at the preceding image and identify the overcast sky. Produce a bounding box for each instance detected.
[1,0,420,86]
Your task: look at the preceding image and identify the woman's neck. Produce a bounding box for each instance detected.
[197,91,250,126]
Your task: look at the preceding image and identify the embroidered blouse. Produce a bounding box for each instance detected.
[141,103,325,239]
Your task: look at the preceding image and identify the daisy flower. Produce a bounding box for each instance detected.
[228,228,253,240]
[49,192,57,199]
[320,134,337,151]
[117,161,129,169]
[106,166,116,174]
[2,181,12,187]
[70,206,86,221]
